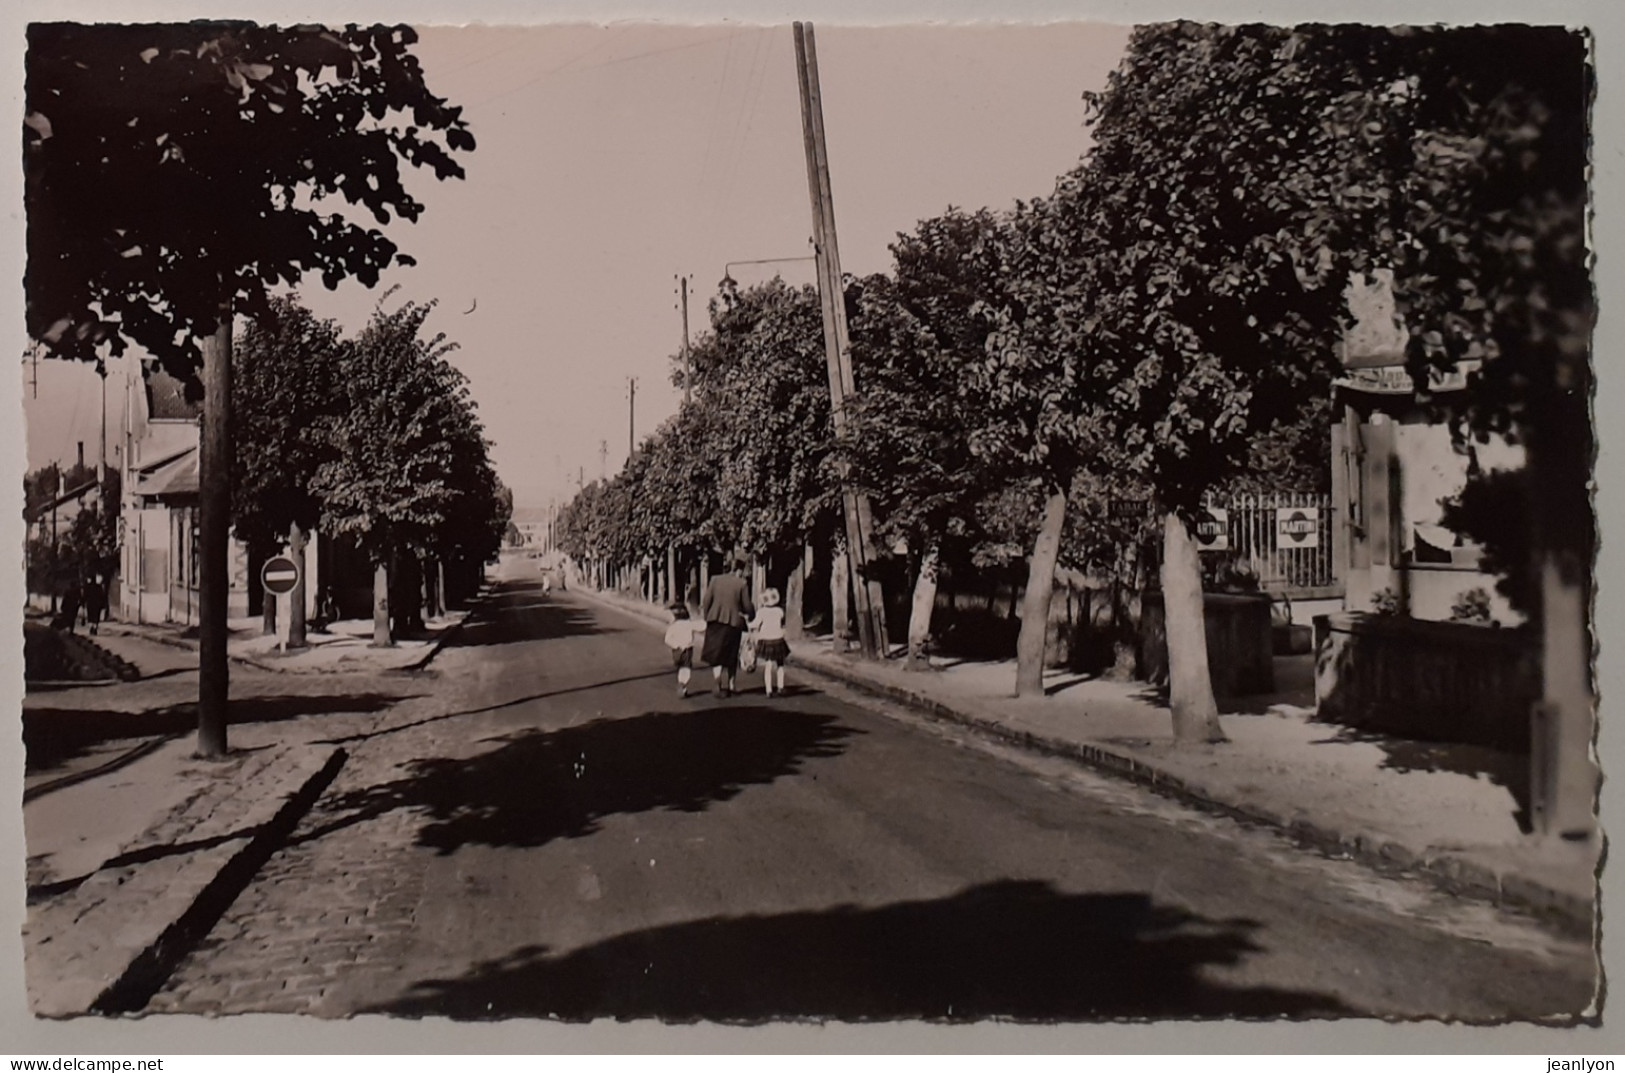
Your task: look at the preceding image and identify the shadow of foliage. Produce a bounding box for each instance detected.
[446,584,618,650]
[23,692,413,774]
[365,879,1349,1022]
[314,706,860,855]
[1311,726,1532,833]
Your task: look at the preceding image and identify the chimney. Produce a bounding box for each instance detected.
[76,442,84,472]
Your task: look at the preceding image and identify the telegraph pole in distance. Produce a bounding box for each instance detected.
[793,21,888,660]
[681,276,692,407]
[627,376,638,458]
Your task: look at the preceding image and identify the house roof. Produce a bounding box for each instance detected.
[133,445,198,499]
[145,364,202,421]
[26,478,99,524]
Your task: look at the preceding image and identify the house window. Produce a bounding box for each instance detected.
[1392,423,1523,570]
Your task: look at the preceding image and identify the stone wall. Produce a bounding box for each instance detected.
[1313,611,1536,751]
[1138,592,1275,698]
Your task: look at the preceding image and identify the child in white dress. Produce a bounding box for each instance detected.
[748,588,791,696]
[664,603,704,697]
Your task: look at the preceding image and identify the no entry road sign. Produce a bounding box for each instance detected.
[262,555,300,595]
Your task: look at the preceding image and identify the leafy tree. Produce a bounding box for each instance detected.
[25,22,473,755]
[845,209,1015,668]
[311,297,492,645]
[232,295,346,643]
[972,195,1121,698]
[991,24,1412,729]
[697,277,839,558]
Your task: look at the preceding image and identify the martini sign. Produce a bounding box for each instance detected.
[1275,507,1320,550]
[1194,506,1230,551]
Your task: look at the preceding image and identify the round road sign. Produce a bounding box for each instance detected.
[261,555,300,595]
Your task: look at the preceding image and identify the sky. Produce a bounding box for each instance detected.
[21,22,1132,510]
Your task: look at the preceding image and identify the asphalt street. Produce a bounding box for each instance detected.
[149,569,1597,1022]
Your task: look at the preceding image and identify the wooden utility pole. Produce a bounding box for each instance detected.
[793,21,888,659]
[628,376,637,458]
[197,296,233,757]
[680,276,692,407]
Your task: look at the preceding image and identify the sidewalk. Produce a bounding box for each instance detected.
[23,708,353,1016]
[21,606,478,1015]
[576,584,1598,931]
[90,610,469,677]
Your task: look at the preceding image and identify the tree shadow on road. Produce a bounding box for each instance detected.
[363,878,1349,1022]
[314,670,676,745]
[445,588,618,650]
[311,706,860,855]
[23,692,415,775]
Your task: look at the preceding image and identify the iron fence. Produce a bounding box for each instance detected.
[1208,492,1339,597]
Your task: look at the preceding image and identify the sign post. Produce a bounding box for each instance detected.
[261,555,300,653]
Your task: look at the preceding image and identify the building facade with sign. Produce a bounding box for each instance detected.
[117,361,257,625]
[1330,271,1525,626]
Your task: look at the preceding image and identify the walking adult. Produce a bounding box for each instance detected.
[700,554,754,697]
[82,574,107,635]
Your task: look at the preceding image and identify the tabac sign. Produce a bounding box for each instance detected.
[1275,508,1320,550]
[1334,360,1481,397]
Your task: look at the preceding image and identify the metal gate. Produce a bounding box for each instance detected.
[1211,492,1339,597]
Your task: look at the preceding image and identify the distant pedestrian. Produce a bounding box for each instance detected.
[749,587,791,696]
[700,555,754,697]
[56,578,82,633]
[82,576,106,635]
[663,602,704,697]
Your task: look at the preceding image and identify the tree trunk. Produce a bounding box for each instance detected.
[830,532,851,655]
[196,300,232,758]
[372,559,392,648]
[906,538,940,671]
[248,543,266,620]
[1015,489,1067,697]
[287,521,308,649]
[667,544,677,608]
[1162,510,1226,743]
[424,556,443,620]
[785,541,810,641]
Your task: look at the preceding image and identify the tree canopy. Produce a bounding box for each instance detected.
[231,295,346,554]
[25,21,474,376]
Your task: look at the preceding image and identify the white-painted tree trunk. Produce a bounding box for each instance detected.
[906,539,940,671]
[1161,511,1226,742]
[1015,490,1067,697]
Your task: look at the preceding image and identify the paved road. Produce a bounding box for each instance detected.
[149,574,1597,1022]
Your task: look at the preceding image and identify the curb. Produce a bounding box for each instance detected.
[404,603,483,672]
[65,632,143,682]
[577,585,1595,935]
[795,653,1596,936]
[22,734,180,804]
[88,746,350,1015]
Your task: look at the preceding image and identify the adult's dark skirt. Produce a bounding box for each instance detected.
[702,621,743,670]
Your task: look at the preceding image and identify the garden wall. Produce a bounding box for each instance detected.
[1313,611,1536,751]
